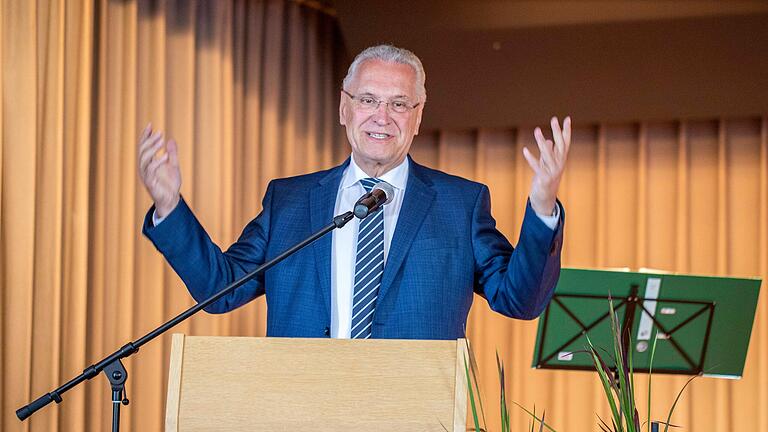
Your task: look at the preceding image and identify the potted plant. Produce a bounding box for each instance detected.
[464,299,696,432]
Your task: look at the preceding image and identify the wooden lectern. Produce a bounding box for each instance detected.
[165,334,469,431]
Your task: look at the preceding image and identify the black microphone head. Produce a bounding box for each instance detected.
[371,182,394,205]
[354,200,372,219]
[353,181,394,219]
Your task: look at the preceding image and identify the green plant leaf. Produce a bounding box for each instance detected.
[662,375,698,432]
[654,420,681,429]
[438,419,450,432]
[627,325,640,432]
[646,334,659,432]
[592,349,623,431]
[495,351,509,432]
[596,413,614,432]
[586,335,622,431]
[607,300,631,431]
[465,339,488,429]
[464,355,482,432]
[510,400,558,432]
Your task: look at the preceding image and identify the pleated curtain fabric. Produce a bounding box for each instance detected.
[1,1,345,431]
[2,1,768,431]
[409,120,768,432]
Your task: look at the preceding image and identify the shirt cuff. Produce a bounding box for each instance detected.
[535,204,560,230]
[152,210,167,227]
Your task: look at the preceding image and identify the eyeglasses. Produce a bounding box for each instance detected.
[342,89,420,114]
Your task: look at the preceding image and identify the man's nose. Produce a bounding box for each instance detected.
[371,102,392,124]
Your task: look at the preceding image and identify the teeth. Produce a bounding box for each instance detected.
[368,133,388,139]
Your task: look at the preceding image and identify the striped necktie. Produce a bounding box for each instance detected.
[350,177,385,339]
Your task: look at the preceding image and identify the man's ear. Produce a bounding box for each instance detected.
[339,93,347,126]
[414,104,424,135]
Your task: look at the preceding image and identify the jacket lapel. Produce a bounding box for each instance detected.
[309,159,349,319]
[378,158,436,303]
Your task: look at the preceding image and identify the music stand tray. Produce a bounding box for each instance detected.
[532,268,761,378]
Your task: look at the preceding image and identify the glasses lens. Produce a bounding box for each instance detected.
[357,96,378,111]
[390,101,409,113]
[349,93,414,113]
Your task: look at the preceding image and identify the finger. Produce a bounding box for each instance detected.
[522,146,541,173]
[167,139,179,168]
[534,126,546,148]
[146,152,169,179]
[563,116,572,157]
[139,133,164,173]
[137,125,153,172]
[139,133,165,174]
[139,123,152,143]
[534,127,556,171]
[550,116,565,160]
[138,134,163,173]
[539,140,557,172]
[534,132,555,171]
[138,128,161,154]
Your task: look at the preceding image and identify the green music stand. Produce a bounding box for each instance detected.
[532,268,761,378]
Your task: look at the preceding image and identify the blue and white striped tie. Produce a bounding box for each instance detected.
[350,177,385,339]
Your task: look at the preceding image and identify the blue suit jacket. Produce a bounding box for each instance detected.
[143,157,564,340]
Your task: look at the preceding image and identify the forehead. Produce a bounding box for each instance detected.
[348,59,417,98]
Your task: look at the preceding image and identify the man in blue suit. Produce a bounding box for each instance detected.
[138,45,570,340]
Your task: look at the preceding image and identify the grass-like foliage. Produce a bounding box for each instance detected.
[586,299,696,432]
[586,299,641,432]
[463,299,696,431]
[464,340,554,432]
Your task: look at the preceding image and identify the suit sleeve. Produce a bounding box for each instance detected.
[472,185,564,319]
[142,182,275,313]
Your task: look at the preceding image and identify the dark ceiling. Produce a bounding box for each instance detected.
[331,1,768,131]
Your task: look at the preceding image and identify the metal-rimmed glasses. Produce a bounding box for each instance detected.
[341,89,420,114]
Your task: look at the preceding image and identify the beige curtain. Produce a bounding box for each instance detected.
[1,1,344,431]
[411,119,768,431]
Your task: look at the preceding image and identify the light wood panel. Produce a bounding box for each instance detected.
[166,335,467,431]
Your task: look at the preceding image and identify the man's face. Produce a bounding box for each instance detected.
[339,59,424,173]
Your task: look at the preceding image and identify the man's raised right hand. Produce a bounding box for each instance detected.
[138,123,181,218]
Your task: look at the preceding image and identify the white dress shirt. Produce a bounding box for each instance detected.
[330,155,409,338]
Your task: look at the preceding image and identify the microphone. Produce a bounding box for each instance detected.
[354,182,394,219]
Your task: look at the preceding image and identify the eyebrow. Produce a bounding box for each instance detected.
[358,91,412,100]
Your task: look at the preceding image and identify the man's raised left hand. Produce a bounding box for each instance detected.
[523,116,571,217]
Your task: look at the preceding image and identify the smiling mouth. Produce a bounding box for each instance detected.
[366,132,392,139]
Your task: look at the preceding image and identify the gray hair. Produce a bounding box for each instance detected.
[342,44,427,102]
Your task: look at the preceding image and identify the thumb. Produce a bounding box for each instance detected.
[522,146,540,173]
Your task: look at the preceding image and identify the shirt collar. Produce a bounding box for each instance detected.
[340,154,409,191]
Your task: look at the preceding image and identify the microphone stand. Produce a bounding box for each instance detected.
[16,210,357,431]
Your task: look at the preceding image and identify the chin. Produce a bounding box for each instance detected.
[358,146,391,159]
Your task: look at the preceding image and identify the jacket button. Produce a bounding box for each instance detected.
[323,327,330,336]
